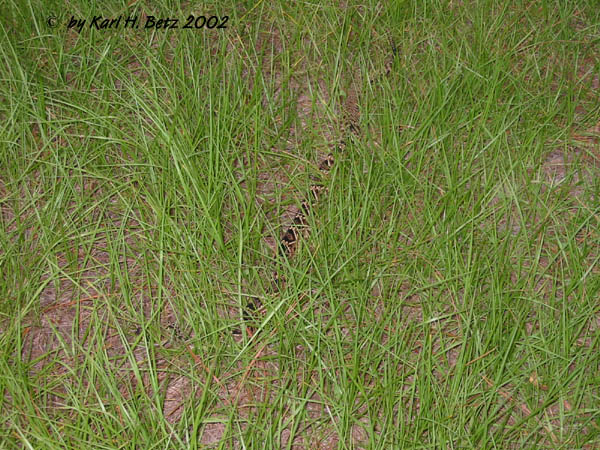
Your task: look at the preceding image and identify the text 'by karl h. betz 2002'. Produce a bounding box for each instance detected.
[66,15,228,33]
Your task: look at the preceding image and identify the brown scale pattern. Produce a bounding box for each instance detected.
[242,44,396,328]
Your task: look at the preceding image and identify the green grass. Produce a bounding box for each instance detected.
[1,0,599,448]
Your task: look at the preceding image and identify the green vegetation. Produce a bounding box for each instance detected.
[1,0,599,448]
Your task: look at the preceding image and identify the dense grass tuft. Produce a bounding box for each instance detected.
[1,0,599,448]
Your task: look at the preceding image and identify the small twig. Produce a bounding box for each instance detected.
[465,347,496,367]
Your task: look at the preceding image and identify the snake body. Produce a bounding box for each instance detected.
[243,42,396,329]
